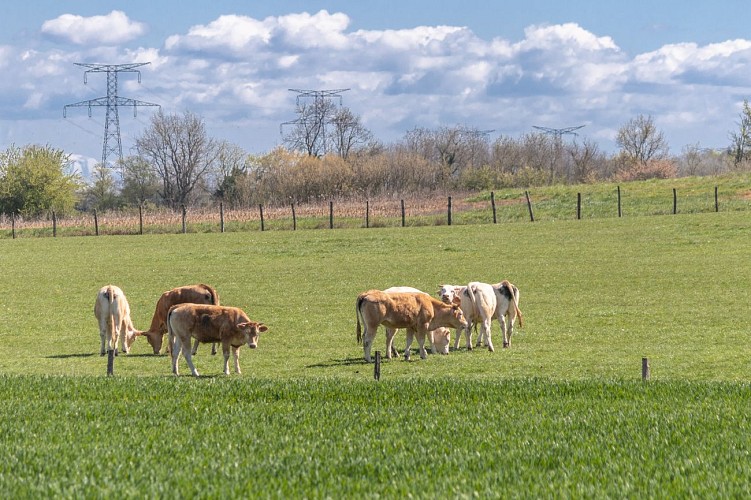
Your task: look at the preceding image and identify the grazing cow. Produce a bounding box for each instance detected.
[141,284,220,355]
[167,304,268,377]
[383,286,449,357]
[482,280,523,348]
[356,290,467,362]
[94,285,141,356]
[438,282,498,351]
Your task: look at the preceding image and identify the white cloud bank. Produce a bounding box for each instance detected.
[3,9,751,161]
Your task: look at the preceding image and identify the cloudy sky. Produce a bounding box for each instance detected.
[3,0,751,175]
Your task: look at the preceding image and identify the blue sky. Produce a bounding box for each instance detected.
[2,1,751,176]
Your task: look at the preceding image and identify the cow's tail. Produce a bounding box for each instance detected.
[201,284,220,306]
[166,306,176,352]
[500,280,523,327]
[356,295,366,345]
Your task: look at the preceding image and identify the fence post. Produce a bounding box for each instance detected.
[401,199,406,227]
[220,202,225,233]
[259,204,265,231]
[617,186,622,218]
[715,186,719,212]
[374,351,381,381]
[11,213,15,239]
[107,350,114,376]
[52,210,57,237]
[181,205,187,233]
[491,191,497,224]
[139,204,144,235]
[365,200,369,229]
[525,191,535,222]
[577,192,581,220]
[642,357,650,381]
[292,203,297,231]
[673,188,677,215]
[447,196,452,226]
[93,209,99,236]
[329,201,334,229]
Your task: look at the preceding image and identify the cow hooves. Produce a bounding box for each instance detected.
[503,343,510,348]
[488,346,495,352]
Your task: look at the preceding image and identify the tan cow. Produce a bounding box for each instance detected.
[141,284,220,355]
[94,285,141,356]
[167,304,268,377]
[487,280,523,348]
[355,290,467,362]
[383,286,447,357]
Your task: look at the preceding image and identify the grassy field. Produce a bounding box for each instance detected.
[0,208,750,496]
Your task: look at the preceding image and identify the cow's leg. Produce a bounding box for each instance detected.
[499,312,510,348]
[191,338,200,356]
[417,329,428,360]
[119,319,130,354]
[385,328,399,359]
[464,320,474,350]
[452,328,461,350]
[231,346,241,374]
[98,318,108,356]
[403,329,414,361]
[222,343,232,375]
[475,320,484,348]
[482,316,494,352]
[211,342,218,356]
[362,323,378,363]
[182,341,200,377]
[429,329,437,355]
[171,336,183,376]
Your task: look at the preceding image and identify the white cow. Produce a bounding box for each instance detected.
[438,282,498,351]
[382,286,448,357]
[94,285,140,356]
[482,280,523,348]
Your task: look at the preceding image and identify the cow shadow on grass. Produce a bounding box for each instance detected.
[46,353,157,359]
[306,357,366,369]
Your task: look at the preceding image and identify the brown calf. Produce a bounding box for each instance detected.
[167,304,267,377]
[356,290,467,362]
[141,284,220,355]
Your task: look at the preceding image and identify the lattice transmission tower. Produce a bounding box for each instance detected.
[280,88,350,155]
[64,63,160,167]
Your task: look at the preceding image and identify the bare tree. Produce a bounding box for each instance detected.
[135,111,219,209]
[568,138,605,182]
[729,99,751,166]
[616,114,669,165]
[119,155,160,206]
[330,107,373,160]
[282,99,338,157]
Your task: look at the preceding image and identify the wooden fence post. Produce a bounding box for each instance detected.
[715,186,719,212]
[329,201,334,229]
[139,204,144,235]
[107,350,114,376]
[52,210,57,237]
[292,203,297,231]
[672,188,677,214]
[259,204,265,232]
[577,192,581,220]
[401,200,406,227]
[374,351,381,381]
[491,191,497,224]
[525,191,535,222]
[93,209,99,236]
[220,202,225,233]
[617,186,622,218]
[642,357,650,381]
[365,200,369,229]
[447,196,452,226]
[181,205,187,233]
[11,213,15,239]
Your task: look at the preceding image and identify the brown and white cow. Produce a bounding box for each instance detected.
[94,285,141,356]
[438,282,498,351]
[167,304,268,377]
[355,290,467,362]
[383,286,447,357]
[484,280,523,348]
[141,284,220,355]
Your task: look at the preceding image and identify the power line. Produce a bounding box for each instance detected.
[532,125,585,139]
[64,63,160,167]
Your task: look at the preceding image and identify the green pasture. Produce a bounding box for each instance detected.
[0,210,750,496]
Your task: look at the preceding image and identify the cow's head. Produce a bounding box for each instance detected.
[449,304,468,329]
[238,321,268,349]
[431,327,451,355]
[141,330,164,355]
[124,329,141,352]
[438,285,462,306]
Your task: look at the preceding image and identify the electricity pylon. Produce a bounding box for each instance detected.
[280,88,350,155]
[64,63,160,167]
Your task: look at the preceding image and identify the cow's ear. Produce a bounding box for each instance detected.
[452,296,462,306]
[256,323,268,333]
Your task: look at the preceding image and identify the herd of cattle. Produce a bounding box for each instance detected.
[94,280,522,377]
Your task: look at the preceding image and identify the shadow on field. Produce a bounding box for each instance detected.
[306,357,365,369]
[46,353,158,359]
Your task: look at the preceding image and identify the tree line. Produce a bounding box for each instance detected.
[2,102,751,218]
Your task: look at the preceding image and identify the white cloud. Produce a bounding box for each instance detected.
[41,10,146,46]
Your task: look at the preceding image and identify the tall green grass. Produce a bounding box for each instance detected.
[0,210,750,495]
